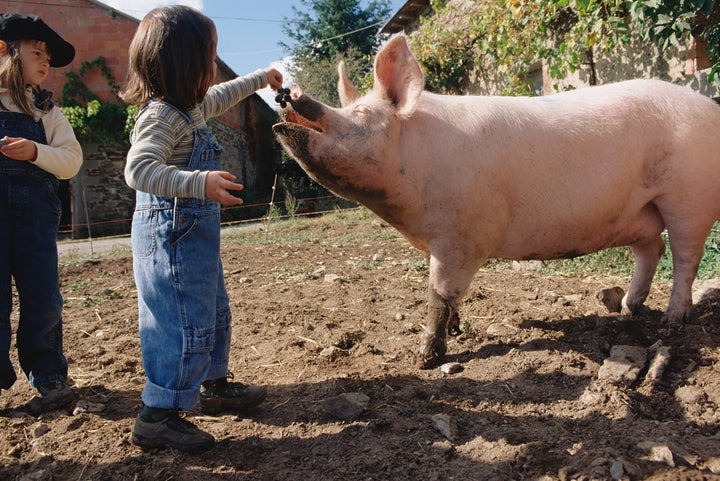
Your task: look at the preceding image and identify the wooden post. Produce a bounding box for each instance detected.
[82,188,94,257]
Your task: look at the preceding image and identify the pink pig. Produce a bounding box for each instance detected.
[273,34,720,369]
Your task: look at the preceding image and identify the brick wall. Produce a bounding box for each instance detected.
[3,0,137,102]
[4,0,283,238]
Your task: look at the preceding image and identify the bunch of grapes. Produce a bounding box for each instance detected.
[275,88,292,108]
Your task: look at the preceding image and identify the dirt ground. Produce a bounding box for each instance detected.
[2,209,720,481]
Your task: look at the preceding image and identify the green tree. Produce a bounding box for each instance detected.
[277,0,392,201]
[411,0,630,94]
[411,0,719,95]
[281,0,392,104]
[627,0,719,80]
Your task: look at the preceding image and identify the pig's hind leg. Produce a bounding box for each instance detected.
[662,222,714,324]
[622,235,666,315]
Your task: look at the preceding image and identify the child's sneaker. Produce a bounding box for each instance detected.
[131,406,214,453]
[199,376,266,415]
[37,381,74,411]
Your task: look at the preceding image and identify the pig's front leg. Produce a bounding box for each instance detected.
[416,252,480,368]
[417,286,457,369]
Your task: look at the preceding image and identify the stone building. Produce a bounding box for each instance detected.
[6,0,282,238]
[382,0,720,99]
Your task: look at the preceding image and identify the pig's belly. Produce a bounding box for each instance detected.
[492,201,665,261]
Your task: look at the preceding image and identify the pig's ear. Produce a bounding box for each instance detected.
[373,35,423,117]
[338,60,360,107]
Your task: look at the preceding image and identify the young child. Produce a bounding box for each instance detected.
[121,5,283,452]
[0,13,82,411]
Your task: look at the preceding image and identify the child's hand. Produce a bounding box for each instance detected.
[264,68,284,90]
[0,136,38,162]
[205,171,244,206]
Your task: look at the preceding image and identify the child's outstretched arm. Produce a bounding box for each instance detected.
[202,67,284,118]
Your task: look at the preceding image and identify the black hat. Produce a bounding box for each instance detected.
[0,13,75,67]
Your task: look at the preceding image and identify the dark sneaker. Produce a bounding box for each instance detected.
[200,376,266,415]
[37,381,74,411]
[131,407,214,453]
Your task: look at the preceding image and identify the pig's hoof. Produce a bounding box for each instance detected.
[622,301,650,317]
[447,314,462,337]
[416,343,446,369]
[415,353,442,370]
[417,331,447,369]
[661,310,688,327]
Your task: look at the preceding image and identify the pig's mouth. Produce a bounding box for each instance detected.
[273,92,327,163]
[280,110,324,133]
[273,109,323,164]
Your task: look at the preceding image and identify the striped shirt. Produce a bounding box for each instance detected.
[124,69,268,199]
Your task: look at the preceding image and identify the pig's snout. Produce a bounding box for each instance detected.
[277,108,324,134]
[276,92,325,133]
[273,96,324,163]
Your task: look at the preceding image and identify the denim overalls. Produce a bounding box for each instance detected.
[131,103,232,410]
[0,111,67,391]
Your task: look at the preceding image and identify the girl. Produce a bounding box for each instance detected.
[121,5,283,452]
[0,13,82,411]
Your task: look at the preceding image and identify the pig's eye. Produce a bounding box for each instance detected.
[352,105,370,117]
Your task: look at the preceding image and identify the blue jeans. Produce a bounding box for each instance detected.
[131,104,231,410]
[0,111,67,390]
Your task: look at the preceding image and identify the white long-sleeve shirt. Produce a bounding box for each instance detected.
[0,87,83,180]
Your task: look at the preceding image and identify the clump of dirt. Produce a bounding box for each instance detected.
[2,210,720,481]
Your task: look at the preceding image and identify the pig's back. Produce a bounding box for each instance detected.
[407,79,720,259]
[413,78,720,184]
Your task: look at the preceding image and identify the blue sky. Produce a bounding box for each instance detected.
[99,0,408,104]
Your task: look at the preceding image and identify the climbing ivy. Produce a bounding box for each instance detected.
[628,0,720,80]
[60,57,135,145]
[410,0,718,95]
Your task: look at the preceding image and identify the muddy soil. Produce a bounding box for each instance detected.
[2,209,720,481]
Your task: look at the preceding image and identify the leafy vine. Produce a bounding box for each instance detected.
[60,56,135,145]
[409,0,718,95]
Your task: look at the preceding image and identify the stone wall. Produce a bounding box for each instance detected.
[403,0,720,99]
[70,143,134,239]
[68,121,277,239]
[463,31,720,98]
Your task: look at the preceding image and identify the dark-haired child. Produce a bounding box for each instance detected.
[121,5,283,452]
